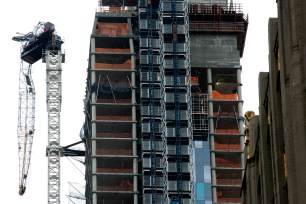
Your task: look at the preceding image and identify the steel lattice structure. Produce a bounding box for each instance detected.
[17,61,36,196]
[44,50,64,204]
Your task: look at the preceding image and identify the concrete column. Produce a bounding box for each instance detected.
[90,35,97,204]
[129,31,138,204]
[237,68,245,171]
[207,68,217,202]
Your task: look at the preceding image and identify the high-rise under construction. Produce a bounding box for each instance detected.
[83,0,248,203]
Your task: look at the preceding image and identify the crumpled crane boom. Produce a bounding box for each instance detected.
[17,61,35,195]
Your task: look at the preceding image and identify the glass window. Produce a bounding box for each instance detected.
[196,183,205,201]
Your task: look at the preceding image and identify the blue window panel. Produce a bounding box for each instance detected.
[196,183,205,201]
[204,182,212,199]
[195,148,204,164]
[196,165,204,181]
[203,151,210,164]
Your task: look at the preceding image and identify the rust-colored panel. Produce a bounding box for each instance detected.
[215,157,240,168]
[214,143,241,151]
[95,59,131,70]
[212,90,238,100]
[96,22,129,36]
[217,198,241,203]
[97,179,133,191]
[214,129,240,134]
[216,179,242,185]
[96,167,133,173]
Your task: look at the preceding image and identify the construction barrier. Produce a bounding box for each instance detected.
[190,76,199,84]
[97,167,133,173]
[214,143,241,151]
[215,157,240,168]
[97,180,133,191]
[214,129,240,134]
[96,22,129,36]
[212,90,238,100]
[95,59,131,70]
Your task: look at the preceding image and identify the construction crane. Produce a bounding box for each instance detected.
[13,22,64,203]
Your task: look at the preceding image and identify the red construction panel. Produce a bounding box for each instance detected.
[96,22,129,36]
[212,90,238,100]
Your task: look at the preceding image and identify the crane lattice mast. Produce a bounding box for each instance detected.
[44,49,64,204]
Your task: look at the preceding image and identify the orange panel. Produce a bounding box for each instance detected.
[212,90,238,100]
[191,76,199,83]
[214,129,240,134]
[97,167,133,173]
[96,22,129,36]
[97,182,133,191]
[215,158,240,168]
[214,143,241,151]
[95,59,131,70]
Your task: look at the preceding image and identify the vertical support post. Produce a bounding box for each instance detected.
[129,17,138,203]
[90,37,97,204]
[45,50,64,204]
[237,68,245,171]
[207,68,217,203]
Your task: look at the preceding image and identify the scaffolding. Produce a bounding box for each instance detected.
[160,0,192,203]
[139,0,163,202]
[191,94,209,140]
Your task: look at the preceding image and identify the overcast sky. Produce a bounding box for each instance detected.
[0,0,276,203]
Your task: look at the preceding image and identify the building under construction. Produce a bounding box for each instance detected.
[83,0,248,203]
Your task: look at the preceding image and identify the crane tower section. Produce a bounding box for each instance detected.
[43,49,65,204]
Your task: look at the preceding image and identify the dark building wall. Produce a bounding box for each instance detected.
[242,1,306,202]
[267,18,288,204]
[258,72,274,204]
[190,34,240,68]
[277,0,306,203]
